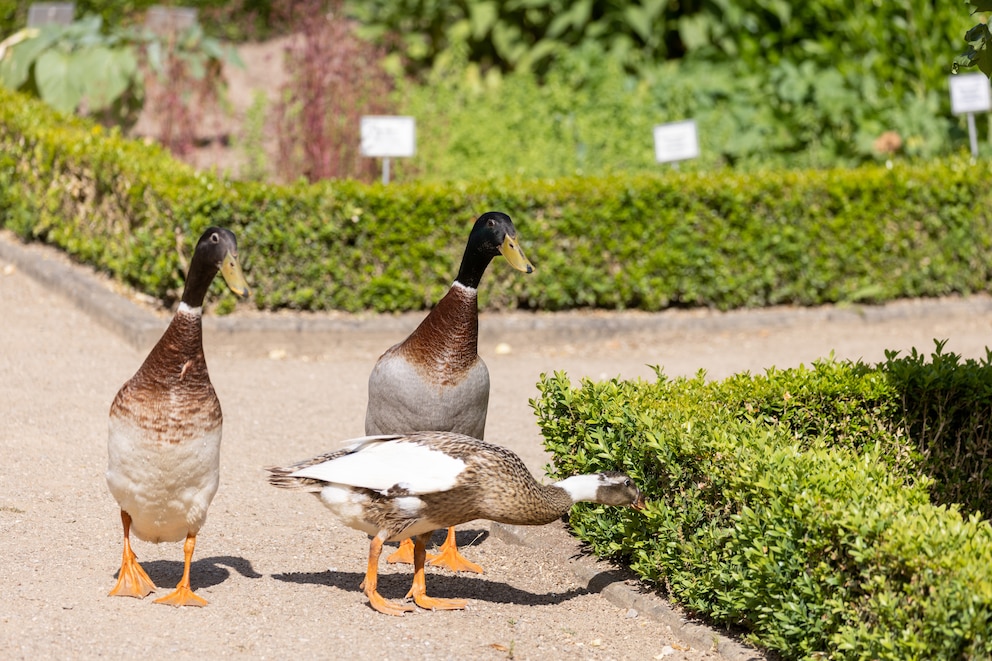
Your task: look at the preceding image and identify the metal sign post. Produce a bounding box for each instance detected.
[949,73,992,159]
[360,116,416,184]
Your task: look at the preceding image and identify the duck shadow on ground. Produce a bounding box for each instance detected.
[132,555,263,590]
[272,568,589,607]
[272,528,589,607]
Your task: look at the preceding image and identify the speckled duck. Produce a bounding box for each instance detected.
[268,431,644,616]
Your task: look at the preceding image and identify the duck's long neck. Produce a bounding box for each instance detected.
[487,481,575,526]
[455,244,495,290]
[181,257,219,308]
[138,303,208,385]
[500,474,624,525]
[402,283,479,375]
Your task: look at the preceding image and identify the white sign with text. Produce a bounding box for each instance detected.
[361,116,416,158]
[950,73,992,115]
[653,120,699,164]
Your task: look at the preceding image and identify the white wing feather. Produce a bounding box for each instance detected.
[291,437,467,494]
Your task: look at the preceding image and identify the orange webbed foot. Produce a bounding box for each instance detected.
[411,592,467,611]
[426,528,483,574]
[367,589,416,616]
[153,584,208,607]
[108,553,157,599]
[406,531,468,611]
[387,538,435,565]
[152,532,206,606]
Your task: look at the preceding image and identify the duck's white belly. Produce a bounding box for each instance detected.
[365,358,489,438]
[106,415,221,543]
[316,485,444,541]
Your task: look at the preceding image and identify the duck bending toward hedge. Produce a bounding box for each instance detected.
[364,211,534,573]
[106,227,249,607]
[267,431,644,615]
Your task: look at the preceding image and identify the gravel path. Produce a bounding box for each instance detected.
[4,230,992,660]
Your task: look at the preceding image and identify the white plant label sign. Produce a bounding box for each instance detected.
[653,119,699,164]
[361,116,416,158]
[949,73,992,116]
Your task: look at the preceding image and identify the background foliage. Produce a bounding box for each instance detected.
[4,87,992,315]
[0,1,982,177]
[359,0,975,175]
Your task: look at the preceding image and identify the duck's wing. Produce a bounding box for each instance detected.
[288,435,469,495]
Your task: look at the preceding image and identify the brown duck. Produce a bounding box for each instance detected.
[364,211,534,573]
[106,227,249,607]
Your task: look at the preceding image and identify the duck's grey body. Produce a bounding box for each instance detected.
[365,283,488,439]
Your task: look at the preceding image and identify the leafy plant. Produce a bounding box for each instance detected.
[0,11,240,150]
[235,89,269,181]
[0,15,142,126]
[6,84,992,315]
[345,0,679,79]
[956,1,992,76]
[273,0,393,183]
[139,18,242,156]
[883,340,992,514]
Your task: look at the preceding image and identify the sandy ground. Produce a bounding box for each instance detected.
[4,233,992,660]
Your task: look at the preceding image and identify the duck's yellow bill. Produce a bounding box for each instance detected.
[220,250,250,299]
[499,234,535,274]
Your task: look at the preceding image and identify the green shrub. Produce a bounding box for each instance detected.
[883,340,992,515]
[534,363,992,658]
[4,85,992,315]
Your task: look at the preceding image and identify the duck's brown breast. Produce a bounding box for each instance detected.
[110,311,221,444]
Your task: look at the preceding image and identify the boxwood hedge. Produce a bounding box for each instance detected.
[533,351,992,659]
[4,86,992,315]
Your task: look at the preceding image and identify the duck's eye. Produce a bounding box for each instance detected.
[209,233,220,243]
[624,479,632,487]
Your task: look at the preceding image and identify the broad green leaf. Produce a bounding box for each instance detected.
[624,6,655,43]
[145,39,164,74]
[547,0,592,38]
[516,38,560,72]
[198,37,225,61]
[0,28,55,90]
[74,46,137,111]
[34,49,81,113]
[678,15,710,52]
[468,1,497,40]
[223,45,244,69]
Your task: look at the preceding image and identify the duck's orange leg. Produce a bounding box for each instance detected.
[153,533,208,607]
[408,532,467,611]
[365,534,415,616]
[108,510,157,599]
[426,527,483,574]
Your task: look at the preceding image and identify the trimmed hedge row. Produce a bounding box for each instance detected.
[533,355,992,659]
[4,86,992,314]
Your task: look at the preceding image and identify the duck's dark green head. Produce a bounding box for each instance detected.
[456,211,534,289]
[182,227,250,307]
